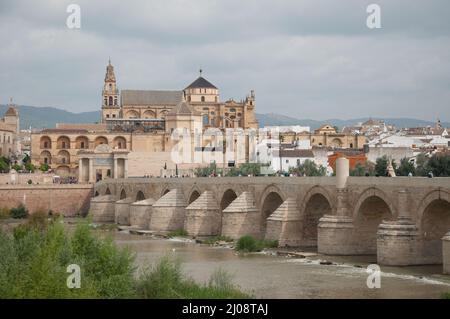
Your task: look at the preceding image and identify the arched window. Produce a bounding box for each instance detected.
[114,98,117,105]
[109,96,113,106]
[201,96,205,102]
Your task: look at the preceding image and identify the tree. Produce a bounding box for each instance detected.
[396,157,415,176]
[427,154,450,177]
[375,156,390,176]
[0,157,9,173]
[39,163,50,172]
[289,159,326,176]
[415,153,429,176]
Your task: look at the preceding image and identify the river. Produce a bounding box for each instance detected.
[114,232,450,299]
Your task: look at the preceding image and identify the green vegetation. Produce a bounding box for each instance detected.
[0,207,10,219]
[350,161,375,176]
[195,162,268,177]
[39,163,50,172]
[135,256,250,299]
[441,292,450,299]
[0,156,10,173]
[11,164,22,171]
[167,229,188,238]
[0,216,248,299]
[395,157,415,176]
[289,159,326,176]
[235,235,278,252]
[202,235,234,245]
[9,205,29,219]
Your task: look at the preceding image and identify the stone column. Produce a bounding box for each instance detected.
[443,232,450,275]
[113,158,118,179]
[78,158,83,183]
[377,189,420,266]
[88,158,95,183]
[124,158,128,178]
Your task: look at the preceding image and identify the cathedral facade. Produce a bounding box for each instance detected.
[30,61,258,178]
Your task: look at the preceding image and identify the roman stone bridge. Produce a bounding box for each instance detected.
[91,162,450,272]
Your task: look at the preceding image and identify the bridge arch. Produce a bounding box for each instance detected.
[220,189,238,211]
[417,190,450,264]
[301,186,334,246]
[260,185,286,234]
[136,190,145,201]
[353,187,395,254]
[120,188,127,200]
[188,187,201,205]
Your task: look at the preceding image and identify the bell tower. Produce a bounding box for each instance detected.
[101,59,120,123]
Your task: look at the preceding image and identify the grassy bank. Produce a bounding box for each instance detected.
[235,235,278,252]
[0,215,250,299]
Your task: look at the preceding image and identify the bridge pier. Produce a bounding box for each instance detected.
[377,217,420,265]
[265,198,302,247]
[185,191,221,236]
[129,198,154,229]
[377,190,420,265]
[115,197,134,225]
[149,189,187,232]
[443,232,450,274]
[222,191,260,239]
[90,195,117,223]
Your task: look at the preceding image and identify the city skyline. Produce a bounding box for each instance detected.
[1,0,450,121]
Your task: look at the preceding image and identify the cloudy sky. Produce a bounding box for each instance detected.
[1,0,449,121]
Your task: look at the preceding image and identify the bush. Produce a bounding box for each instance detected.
[442,292,450,299]
[39,163,50,172]
[135,255,249,299]
[11,164,22,171]
[10,205,28,219]
[0,219,135,298]
[168,229,188,238]
[236,235,258,252]
[235,236,279,252]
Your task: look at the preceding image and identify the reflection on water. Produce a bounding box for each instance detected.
[114,232,450,299]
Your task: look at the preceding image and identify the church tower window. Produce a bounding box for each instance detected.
[201,96,205,102]
[109,96,113,106]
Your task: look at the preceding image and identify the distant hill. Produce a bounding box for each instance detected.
[0,105,101,130]
[256,113,450,130]
[1,105,448,130]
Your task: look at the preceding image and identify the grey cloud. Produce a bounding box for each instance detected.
[0,0,449,121]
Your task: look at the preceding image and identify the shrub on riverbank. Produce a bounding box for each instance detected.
[167,228,188,238]
[10,205,28,219]
[0,219,249,299]
[135,256,250,299]
[235,235,278,252]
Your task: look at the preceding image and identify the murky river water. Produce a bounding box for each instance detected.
[114,232,450,299]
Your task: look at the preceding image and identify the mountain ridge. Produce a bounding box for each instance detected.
[1,105,448,130]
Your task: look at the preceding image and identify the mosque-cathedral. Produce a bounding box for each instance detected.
[30,61,259,178]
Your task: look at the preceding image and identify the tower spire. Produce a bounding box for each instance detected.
[199,68,202,77]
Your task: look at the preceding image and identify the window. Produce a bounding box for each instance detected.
[106,114,110,118]
[104,98,107,105]
[350,143,353,148]
[44,142,48,148]
[286,159,289,163]
[62,142,66,149]
[297,159,300,166]
[230,108,236,112]
[112,114,116,118]
[62,158,66,164]
[109,96,113,105]
[44,158,48,164]
[80,142,85,149]
[201,96,205,102]
[203,114,209,125]
[114,98,117,105]
[118,142,122,149]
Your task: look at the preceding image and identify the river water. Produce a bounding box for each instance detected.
[114,232,450,299]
